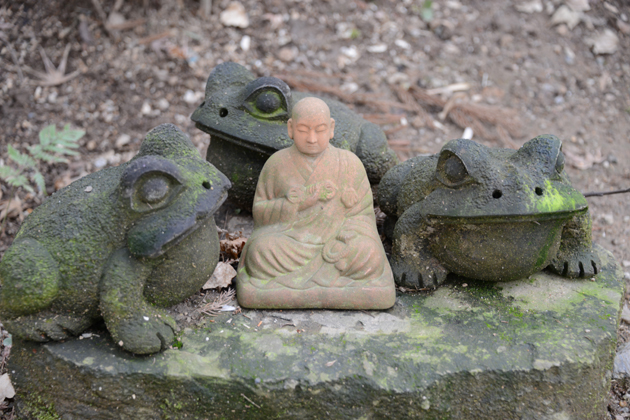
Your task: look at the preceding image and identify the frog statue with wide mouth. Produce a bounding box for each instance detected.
[378,134,600,288]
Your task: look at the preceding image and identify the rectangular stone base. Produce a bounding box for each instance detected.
[9,245,624,419]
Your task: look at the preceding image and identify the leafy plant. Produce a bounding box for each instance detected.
[0,124,84,195]
[420,0,433,22]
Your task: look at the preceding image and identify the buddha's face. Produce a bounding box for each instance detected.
[288,110,335,157]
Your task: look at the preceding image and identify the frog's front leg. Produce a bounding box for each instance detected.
[100,249,176,354]
[391,203,448,289]
[548,212,600,278]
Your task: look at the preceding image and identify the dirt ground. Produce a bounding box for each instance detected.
[0,0,629,418]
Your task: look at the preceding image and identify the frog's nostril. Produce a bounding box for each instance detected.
[535,187,544,196]
[219,108,228,117]
[202,181,212,190]
[492,189,502,199]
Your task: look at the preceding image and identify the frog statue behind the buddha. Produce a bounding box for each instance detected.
[0,124,231,354]
[378,134,599,288]
[191,61,399,209]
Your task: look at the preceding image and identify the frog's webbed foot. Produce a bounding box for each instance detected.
[548,246,601,278]
[391,255,448,289]
[391,203,448,289]
[548,212,600,279]
[3,312,93,342]
[113,311,176,354]
[100,249,176,354]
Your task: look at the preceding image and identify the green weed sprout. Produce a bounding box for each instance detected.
[0,124,84,195]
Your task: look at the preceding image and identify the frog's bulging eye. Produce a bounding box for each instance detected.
[444,156,467,184]
[121,156,186,213]
[243,88,288,120]
[436,151,471,187]
[139,176,170,204]
[241,77,292,121]
[555,152,565,173]
[131,172,182,212]
[256,91,281,114]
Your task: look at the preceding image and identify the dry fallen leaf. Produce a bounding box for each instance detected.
[220,2,250,28]
[551,5,581,30]
[220,234,247,260]
[325,360,337,367]
[565,0,590,12]
[585,29,619,55]
[203,262,237,290]
[515,0,543,14]
[0,196,24,222]
[0,373,15,403]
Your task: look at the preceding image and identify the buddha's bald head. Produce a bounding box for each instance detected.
[291,97,331,121]
[287,97,335,157]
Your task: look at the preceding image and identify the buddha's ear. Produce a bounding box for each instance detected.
[329,118,335,139]
[287,118,294,140]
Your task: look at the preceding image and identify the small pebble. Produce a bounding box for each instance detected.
[156,98,170,110]
[240,35,251,52]
[115,134,131,148]
[141,102,152,115]
[93,157,107,169]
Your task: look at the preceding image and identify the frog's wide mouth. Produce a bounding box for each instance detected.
[426,207,587,225]
[193,120,280,156]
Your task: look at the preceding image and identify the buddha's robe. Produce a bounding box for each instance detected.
[237,144,394,309]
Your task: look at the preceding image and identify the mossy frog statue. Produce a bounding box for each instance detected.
[191,61,399,209]
[0,124,231,354]
[378,134,599,288]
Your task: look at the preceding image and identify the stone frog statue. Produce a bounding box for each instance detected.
[191,61,399,209]
[378,134,599,289]
[0,124,231,354]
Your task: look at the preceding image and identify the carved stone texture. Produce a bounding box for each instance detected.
[237,98,395,309]
[0,124,231,355]
[378,134,600,289]
[191,61,399,209]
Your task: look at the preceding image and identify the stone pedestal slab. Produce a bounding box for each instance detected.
[9,245,623,419]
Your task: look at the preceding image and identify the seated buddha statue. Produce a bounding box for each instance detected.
[236,97,395,309]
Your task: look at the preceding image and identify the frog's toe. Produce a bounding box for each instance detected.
[391,260,422,289]
[3,313,93,342]
[425,265,448,288]
[113,314,176,354]
[549,249,601,279]
[391,259,447,289]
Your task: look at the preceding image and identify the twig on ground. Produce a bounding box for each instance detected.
[584,187,630,197]
[241,393,261,408]
[106,18,146,31]
[138,30,173,45]
[89,0,115,38]
[361,114,404,125]
[199,288,236,317]
[0,31,24,84]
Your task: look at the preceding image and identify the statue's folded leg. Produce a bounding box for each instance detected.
[245,233,320,280]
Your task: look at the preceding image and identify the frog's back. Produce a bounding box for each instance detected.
[15,165,128,300]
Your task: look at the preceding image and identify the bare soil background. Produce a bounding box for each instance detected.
[0,0,629,418]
